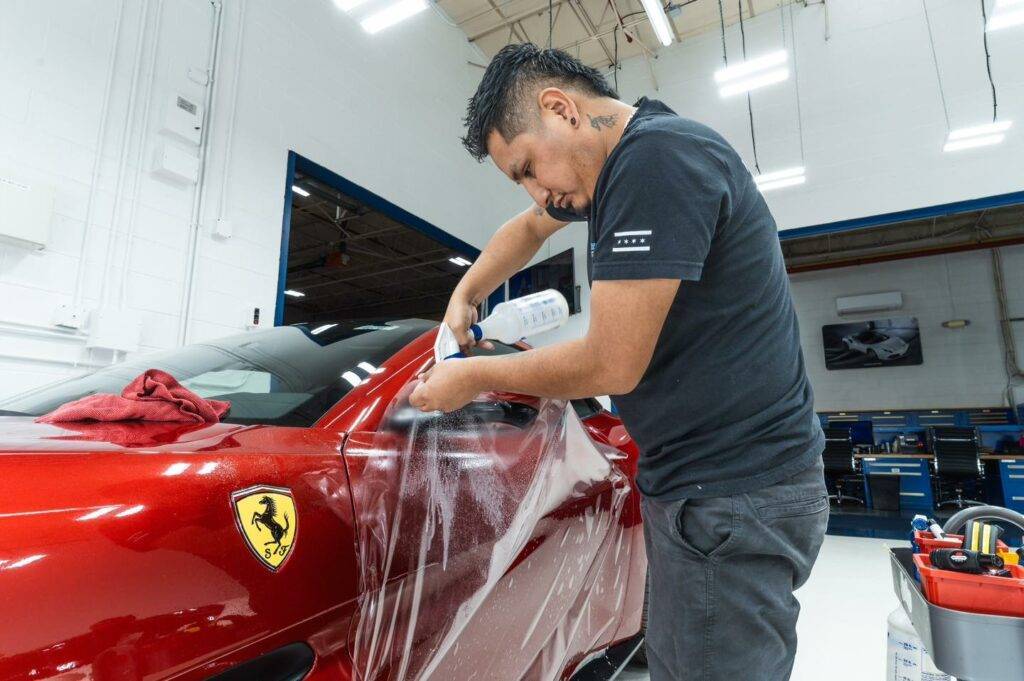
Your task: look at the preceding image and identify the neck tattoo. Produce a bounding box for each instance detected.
[587,113,619,130]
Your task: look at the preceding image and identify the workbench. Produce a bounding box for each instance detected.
[853,452,1024,513]
[856,453,935,511]
[982,453,1024,514]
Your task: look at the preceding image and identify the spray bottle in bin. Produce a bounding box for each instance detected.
[470,289,570,344]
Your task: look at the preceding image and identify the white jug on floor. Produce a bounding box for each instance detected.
[886,607,953,680]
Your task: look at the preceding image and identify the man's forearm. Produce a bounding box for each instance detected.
[453,207,557,305]
[465,337,633,401]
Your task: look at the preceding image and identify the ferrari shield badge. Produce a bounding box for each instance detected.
[232,485,297,572]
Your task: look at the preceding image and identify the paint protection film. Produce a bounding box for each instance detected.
[344,386,635,680]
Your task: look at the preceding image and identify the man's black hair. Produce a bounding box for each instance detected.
[461,43,620,162]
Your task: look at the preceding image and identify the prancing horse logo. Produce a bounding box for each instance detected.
[231,485,297,572]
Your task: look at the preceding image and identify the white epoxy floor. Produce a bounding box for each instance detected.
[617,534,902,681]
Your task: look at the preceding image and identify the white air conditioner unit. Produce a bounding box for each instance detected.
[836,291,903,316]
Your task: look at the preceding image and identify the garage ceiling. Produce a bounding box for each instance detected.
[446,0,782,72]
[284,172,474,324]
[783,203,1024,273]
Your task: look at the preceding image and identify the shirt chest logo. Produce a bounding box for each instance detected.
[612,230,651,253]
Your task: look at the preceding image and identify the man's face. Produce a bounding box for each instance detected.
[487,110,603,215]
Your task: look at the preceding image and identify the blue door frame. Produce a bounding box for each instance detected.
[276,151,482,326]
[778,189,1024,240]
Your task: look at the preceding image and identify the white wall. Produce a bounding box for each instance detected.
[603,0,1024,409]
[615,0,1024,231]
[792,245,1024,411]
[0,0,523,399]
[3,0,1022,412]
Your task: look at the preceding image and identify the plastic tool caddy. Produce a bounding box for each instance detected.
[891,507,1024,681]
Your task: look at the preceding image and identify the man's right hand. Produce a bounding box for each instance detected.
[443,295,493,353]
[441,205,567,355]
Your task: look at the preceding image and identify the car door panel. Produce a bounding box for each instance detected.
[343,381,633,680]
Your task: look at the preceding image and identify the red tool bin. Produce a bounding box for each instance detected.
[913,530,1008,555]
[913,553,1024,617]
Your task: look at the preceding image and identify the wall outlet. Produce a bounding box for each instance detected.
[245,305,263,331]
[53,303,86,329]
[210,217,232,240]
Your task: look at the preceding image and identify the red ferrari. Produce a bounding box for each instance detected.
[0,319,647,680]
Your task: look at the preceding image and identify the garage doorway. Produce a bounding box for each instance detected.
[276,153,482,326]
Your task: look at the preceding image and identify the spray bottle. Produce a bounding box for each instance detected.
[434,289,570,362]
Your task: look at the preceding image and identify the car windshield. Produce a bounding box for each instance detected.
[858,332,887,343]
[0,319,434,427]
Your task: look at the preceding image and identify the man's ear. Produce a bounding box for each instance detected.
[537,87,580,128]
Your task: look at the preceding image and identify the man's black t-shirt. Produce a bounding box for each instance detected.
[549,98,823,500]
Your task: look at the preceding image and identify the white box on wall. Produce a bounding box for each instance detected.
[159,93,204,146]
[0,173,55,250]
[836,291,903,316]
[152,143,200,185]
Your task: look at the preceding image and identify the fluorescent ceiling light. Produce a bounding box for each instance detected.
[947,121,1012,140]
[284,289,305,298]
[755,167,806,193]
[357,361,382,374]
[943,134,1005,152]
[988,11,1024,30]
[719,68,789,97]
[341,370,363,387]
[449,256,472,266]
[361,0,428,34]
[311,323,337,335]
[715,50,788,83]
[943,121,1012,152]
[334,0,371,10]
[757,175,806,192]
[988,0,1024,30]
[638,0,673,47]
[754,166,805,184]
[291,185,310,197]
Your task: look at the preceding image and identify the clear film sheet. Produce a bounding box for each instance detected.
[346,386,638,680]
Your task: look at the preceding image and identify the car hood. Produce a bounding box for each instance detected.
[0,415,256,453]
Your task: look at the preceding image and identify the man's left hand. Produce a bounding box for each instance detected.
[409,359,482,413]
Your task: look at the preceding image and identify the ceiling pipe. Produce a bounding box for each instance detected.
[567,0,616,66]
[467,0,572,42]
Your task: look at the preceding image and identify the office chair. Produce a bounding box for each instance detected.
[822,427,865,506]
[928,426,984,509]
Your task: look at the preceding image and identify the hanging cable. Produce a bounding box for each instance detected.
[737,0,760,173]
[979,0,998,122]
[921,0,951,132]
[548,0,553,48]
[780,0,786,47]
[613,24,619,92]
[717,0,728,65]
[788,0,805,163]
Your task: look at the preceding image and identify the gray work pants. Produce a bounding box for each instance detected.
[640,457,829,681]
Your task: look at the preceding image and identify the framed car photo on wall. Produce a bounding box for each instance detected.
[822,316,923,370]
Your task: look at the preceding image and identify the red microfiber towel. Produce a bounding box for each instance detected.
[36,368,231,424]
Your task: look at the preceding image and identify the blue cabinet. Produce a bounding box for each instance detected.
[986,458,1024,514]
[860,457,934,512]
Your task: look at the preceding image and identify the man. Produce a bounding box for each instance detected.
[409,43,828,681]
